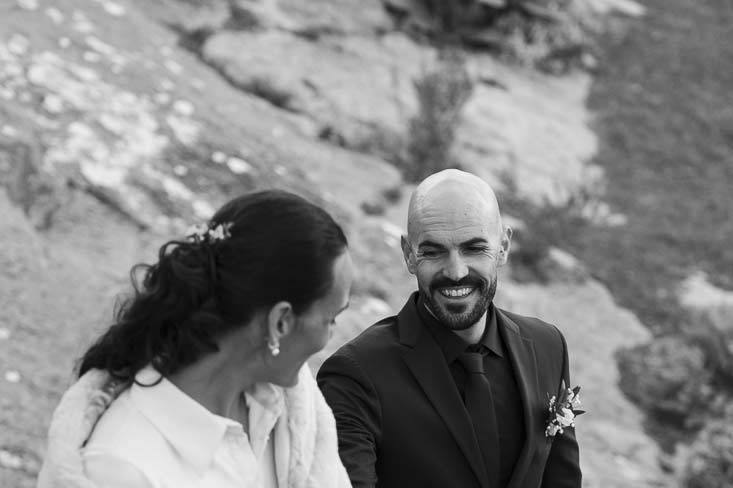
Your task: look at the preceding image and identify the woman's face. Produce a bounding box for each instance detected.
[270,250,353,387]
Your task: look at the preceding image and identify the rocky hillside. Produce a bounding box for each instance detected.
[0,0,684,487]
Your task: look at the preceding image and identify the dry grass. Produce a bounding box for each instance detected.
[561,0,733,334]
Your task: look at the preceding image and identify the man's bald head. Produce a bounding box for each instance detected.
[401,169,511,332]
[406,169,504,245]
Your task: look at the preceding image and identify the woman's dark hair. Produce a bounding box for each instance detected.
[79,190,348,382]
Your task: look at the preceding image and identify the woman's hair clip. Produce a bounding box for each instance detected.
[185,222,233,243]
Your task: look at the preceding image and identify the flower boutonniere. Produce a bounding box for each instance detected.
[545,386,585,437]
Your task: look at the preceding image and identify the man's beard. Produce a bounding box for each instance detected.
[420,274,497,331]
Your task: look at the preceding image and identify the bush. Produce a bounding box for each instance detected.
[683,311,733,392]
[381,185,403,204]
[616,336,715,430]
[493,8,594,73]
[683,416,733,488]
[398,50,473,183]
[615,316,733,453]
[1,135,66,230]
[508,226,553,283]
[384,0,598,72]
[499,184,588,283]
[360,199,387,216]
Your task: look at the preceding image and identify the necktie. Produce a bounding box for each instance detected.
[459,351,500,487]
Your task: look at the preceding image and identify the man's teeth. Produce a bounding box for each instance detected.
[439,287,474,298]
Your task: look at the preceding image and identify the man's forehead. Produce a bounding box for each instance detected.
[414,221,494,247]
[411,193,498,233]
[407,170,503,242]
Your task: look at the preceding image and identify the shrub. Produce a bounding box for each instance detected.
[1,135,66,230]
[499,183,588,284]
[360,199,387,216]
[398,50,473,183]
[615,336,715,430]
[682,311,733,392]
[381,185,403,204]
[508,226,553,283]
[615,316,733,453]
[385,0,599,72]
[683,416,733,488]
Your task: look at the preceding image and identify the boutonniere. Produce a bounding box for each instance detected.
[545,386,585,437]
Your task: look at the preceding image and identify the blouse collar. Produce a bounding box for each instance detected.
[130,365,284,475]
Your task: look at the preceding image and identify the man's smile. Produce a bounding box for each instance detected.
[436,286,476,299]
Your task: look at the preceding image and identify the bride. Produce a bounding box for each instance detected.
[37,190,353,488]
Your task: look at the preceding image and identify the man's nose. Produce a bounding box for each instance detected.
[442,251,469,282]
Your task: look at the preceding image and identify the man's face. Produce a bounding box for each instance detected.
[402,187,506,330]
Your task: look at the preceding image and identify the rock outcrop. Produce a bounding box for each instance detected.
[0,1,662,487]
[497,280,672,487]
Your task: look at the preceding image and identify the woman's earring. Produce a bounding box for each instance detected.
[267,338,280,357]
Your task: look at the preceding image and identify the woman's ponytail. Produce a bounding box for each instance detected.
[78,239,225,382]
[78,190,348,383]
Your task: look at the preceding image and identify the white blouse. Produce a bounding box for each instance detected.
[82,365,284,488]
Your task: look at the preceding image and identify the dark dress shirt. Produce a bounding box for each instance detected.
[417,296,526,487]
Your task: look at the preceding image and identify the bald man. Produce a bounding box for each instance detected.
[318,170,581,488]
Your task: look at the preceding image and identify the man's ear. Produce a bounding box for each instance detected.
[401,235,416,275]
[498,226,513,266]
[266,301,296,347]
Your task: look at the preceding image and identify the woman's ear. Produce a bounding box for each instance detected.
[265,301,295,354]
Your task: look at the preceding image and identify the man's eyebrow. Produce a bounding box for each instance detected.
[459,238,489,247]
[417,240,445,249]
[419,238,489,248]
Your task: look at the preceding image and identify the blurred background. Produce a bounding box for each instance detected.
[1,0,731,486]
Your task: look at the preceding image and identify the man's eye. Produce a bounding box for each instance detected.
[466,246,487,253]
[419,249,440,257]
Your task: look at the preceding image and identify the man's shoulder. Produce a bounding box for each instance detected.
[346,313,402,349]
[324,314,403,367]
[498,308,572,379]
[498,307,565,344]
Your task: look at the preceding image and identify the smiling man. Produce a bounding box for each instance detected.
[405,172,506,340]
[318,169,581,488]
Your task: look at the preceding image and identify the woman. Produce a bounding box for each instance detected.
[36,190,354,488]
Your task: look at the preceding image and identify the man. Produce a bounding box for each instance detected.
[317,169,581,488]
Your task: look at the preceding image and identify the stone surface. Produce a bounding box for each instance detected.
[202,21,611,207]
[203,29,432,146]
[200,4,613,208]
[457,57,602,205]
[496,280,671,488]
[0,1,666,487]
[544,247,589,282]
[1,0,402,231]
[679,271,733,333]
[585,0,646,17]
[130,0,231,33]
[679,272,733,310]
[233,0,394,34]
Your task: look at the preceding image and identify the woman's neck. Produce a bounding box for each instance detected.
[166,348,262,422]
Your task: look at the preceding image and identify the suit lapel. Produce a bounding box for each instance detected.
[497,310,542,488]
[398,299,490,488]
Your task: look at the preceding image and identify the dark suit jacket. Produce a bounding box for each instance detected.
[317,294,581,488]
